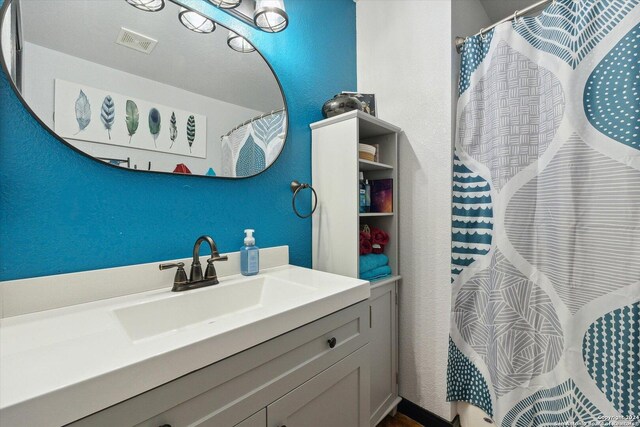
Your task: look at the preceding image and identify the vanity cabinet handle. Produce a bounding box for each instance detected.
[159,425,171,427]
[327,337,337,348]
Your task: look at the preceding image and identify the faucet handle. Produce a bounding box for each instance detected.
[210,254,228,262]
[159,262,188,288]
[159,262,185,270]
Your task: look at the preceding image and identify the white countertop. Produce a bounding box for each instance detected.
[0,264,369,427]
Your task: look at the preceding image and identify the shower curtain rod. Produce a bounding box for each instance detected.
[454,0,552,53]
[221,108,286,138]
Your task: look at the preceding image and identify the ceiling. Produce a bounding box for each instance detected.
[478,0,542,22]
[19,0,284,112]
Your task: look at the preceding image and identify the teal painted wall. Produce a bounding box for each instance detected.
[0,0,357,280]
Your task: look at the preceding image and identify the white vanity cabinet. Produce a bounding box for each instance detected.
[267,345,370,427]
[235,410,266,427]
[311,110,402,426]
[368,279,400,426]
[68,301,370,427]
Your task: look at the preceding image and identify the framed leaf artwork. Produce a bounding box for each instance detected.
[53,79,207,158]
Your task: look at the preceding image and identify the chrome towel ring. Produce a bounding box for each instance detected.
[291,181,318,219]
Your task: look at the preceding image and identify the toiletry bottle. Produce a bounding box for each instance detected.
[359,172,366,213]
[241,229,259,276]
[364,179,371,213]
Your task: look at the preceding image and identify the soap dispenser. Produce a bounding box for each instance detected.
[241,229,259,276]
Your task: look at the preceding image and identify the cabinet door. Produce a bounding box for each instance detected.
[369,281,399,426]
[234,409,266,427]
[267,345,370,427]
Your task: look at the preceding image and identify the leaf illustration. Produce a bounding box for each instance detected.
[74,90,91,133]
[169,112,178,148]
[125,100,139,144]
[100,95,115,140]
[187,115,196,153]
[149,108,161,147]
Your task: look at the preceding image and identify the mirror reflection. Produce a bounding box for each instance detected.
[2,0,287,178]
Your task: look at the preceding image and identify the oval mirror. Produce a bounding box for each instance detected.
[0,0,287,178]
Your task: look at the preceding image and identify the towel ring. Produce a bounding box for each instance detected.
[291,181,318,219]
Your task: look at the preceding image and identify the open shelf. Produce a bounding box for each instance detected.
[359,159,394,171]
[310,110,401,139]
[360,212,394,217]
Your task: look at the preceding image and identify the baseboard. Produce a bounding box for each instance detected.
[397,398,453,427]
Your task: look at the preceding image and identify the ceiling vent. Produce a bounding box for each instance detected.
[116,28,158,54]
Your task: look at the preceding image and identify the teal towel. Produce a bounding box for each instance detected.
[360,265,392,281]
[359,254,389,273]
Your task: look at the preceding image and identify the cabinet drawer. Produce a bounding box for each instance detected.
[267,345,370,427]
[69,301,369,427]
[234,409,266,427]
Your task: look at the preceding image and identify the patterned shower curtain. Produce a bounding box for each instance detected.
[220,111,286,177]
[448,1,640,425]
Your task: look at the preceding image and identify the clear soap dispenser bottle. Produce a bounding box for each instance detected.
[241,229,259,276]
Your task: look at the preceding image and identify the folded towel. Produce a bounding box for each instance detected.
[359,254,389,273]
[360,265,392,281]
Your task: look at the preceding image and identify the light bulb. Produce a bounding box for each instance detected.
[254,0,288,33]
[125,0,165,12]
[208,0,242,9]
[227,31,256,53]
[179,8,216,34]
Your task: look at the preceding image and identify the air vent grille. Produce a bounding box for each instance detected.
[116,28,157,54]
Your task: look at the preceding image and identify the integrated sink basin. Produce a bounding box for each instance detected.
[0,259,369,427]
[114,276,317,341]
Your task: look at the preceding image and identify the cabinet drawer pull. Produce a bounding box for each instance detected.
[327,337,337,348]
[159,425,171,427]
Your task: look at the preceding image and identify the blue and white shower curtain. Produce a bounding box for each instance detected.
[449,1,640,425]
[220,111,286,177]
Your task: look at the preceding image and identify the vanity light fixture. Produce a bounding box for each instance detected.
[125,0,165,12]
[227,31,256,53]
[253,0,288,33]
[208,0,243,9]
[179,8,216,33]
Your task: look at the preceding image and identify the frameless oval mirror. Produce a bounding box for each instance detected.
[0,0,287,178]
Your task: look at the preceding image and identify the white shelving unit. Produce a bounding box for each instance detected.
[358,159,394,171]
[311,110,402,426]
[310,110,400,279]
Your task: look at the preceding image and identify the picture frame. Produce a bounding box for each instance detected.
[341,91,377,117]
[54,79,207,159]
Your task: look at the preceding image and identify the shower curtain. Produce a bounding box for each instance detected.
[220,111,286,177]
[448,1,640,425]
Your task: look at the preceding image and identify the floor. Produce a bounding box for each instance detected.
[377,412,424,427]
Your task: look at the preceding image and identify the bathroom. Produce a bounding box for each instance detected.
[1,0,638,426]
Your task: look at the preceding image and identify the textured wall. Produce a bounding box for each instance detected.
[0,0,356,280]
[356,0,454,420]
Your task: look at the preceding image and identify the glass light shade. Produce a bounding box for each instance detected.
[179,8,216,33]
[227,31,256,53]
[254,0,288,33]
[125,0,165,12]
[208,0,242,9]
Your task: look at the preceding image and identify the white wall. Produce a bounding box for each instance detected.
[357,0,454,420]
[357,0,493,423]
[21,42,262,175]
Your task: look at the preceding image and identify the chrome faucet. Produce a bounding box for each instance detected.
[159,235,228,292]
